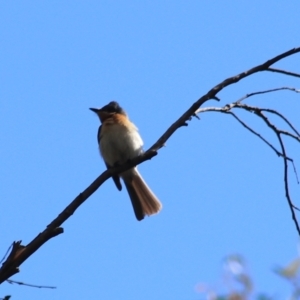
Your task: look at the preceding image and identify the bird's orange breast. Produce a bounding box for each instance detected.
[100,113,138,141]
[102,113,136,128]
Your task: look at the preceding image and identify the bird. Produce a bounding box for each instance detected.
[90,101,162,221]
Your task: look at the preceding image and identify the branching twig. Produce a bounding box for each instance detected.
[197,87,300,234]
[197,106,284,158]
[227,111,283,157]
[278,130,300,142]
[260,108,300,137]
[1,47,300,284]
[253,109,300,234]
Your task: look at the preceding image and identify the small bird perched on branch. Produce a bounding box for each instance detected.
[90,101,162,221]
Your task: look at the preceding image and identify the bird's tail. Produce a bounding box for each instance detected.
[123,168,162,221]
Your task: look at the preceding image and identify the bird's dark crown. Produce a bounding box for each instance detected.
[100,101,126,115]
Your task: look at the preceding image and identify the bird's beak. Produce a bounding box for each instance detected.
[89,108,100,114]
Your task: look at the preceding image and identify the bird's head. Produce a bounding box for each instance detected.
[90,101,126,122]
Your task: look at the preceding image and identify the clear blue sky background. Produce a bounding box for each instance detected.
[1,1,300,299]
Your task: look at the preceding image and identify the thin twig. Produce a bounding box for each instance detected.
[0,245,13,265]
[235,87,300,104]
[267,67,300,78]
[292,205,300,211]
[6,279,56,289]
[291,160,300,185]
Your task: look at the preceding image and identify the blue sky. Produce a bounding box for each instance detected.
[1,1,300,299]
